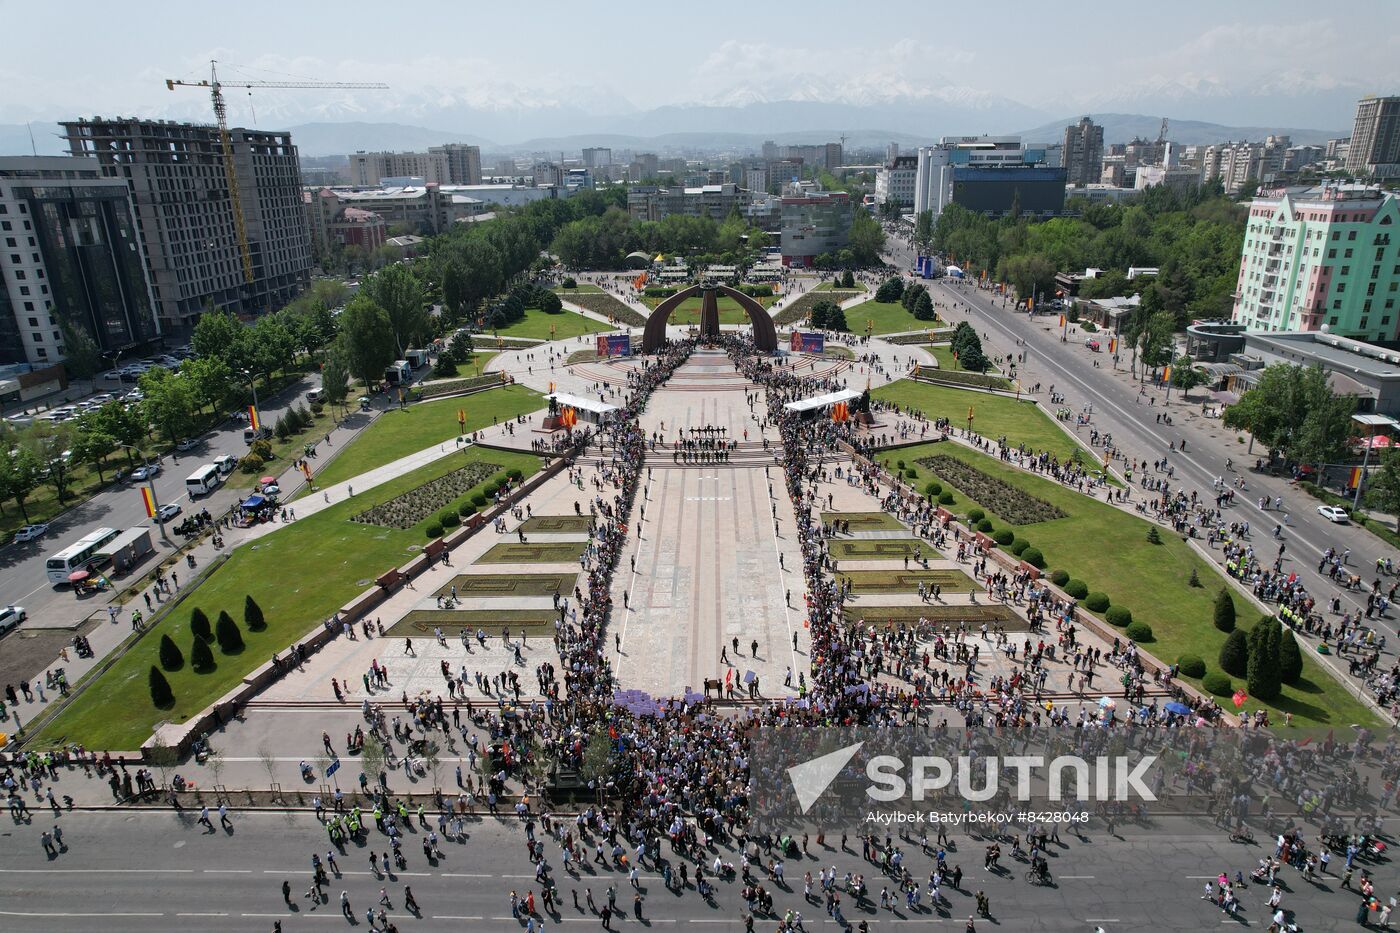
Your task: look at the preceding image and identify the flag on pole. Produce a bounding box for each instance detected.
[301,461,312,480]
[247,405,260,431]
[1350,466,1363,489]
[140,486,156,518]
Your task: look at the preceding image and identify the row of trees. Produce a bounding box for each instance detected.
[149,598,266,708]
[927,182,1246,326]
[949,321,988,373]
[1218,616,1303,701]
[1222,364,1356,474]
[809,300,849,332]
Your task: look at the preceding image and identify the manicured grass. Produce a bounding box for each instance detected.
[884,440,1380,728]
[820,511,905,531]
[846,299,945,336]
[312,384,543,489]
[647,295,774,326]
[842,604,1025,628]
[813,283,866,293]
[518,515,594,533]
[391,609,558,637]
[225,405,339,490]
[554,283,605,294]
[872,379,1098,467]
[33,446,541,750]
[929,344,1000,375]
[828,539,939,561]
[834,569,980,594]
[490,308,611,341]
[433,573,576,599]
[477,541,587,564]
[822,346,855,360]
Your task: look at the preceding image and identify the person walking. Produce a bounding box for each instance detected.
[340,891,352,919]
[403,885,419,915]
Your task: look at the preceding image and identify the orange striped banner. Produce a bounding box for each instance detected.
[140,486,156,518]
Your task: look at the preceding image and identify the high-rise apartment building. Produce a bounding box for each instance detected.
[1346,96,1400,178]
[1062,117,1103,188]
[1232,184,1400,341]
[62,117,311,327]
[779,192,853,267]
[627,184,750,222]
[581,147,613,169]
[429,144,482,185]
[349,150,449,185]
[0,156,160,366]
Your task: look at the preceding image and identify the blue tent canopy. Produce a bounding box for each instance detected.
[241,494,267,509]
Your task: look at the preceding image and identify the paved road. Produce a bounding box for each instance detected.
[881,239,1393,717]
[0,810,1382,931]
[0,373,324,628]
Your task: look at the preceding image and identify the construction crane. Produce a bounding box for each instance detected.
[166,61,388,284]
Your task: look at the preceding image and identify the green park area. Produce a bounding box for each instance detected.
[888,438,1378,728]
[34,445,541,750]
[646,294,775,326]
[311,384,543,489]
[929,344,1000,375]
[490,308,611,341]
[872,378,1095,467]
[846,299,945,336]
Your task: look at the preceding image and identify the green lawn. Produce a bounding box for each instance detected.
[647,295,774,326]
[872,379,1097,467]
[929,344,1000,376]
[491,309,611,341]
[33,446,542,750]
[813,283,867,293]
[311,384,543,489]
[885,440,1379,728]
[846,299,945,336]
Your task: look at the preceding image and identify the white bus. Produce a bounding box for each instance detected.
[185,464,222,498]
[46,527,120,584]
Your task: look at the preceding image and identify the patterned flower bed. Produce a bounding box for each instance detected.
[417,374,507,399]
[885,330,954,345]
[772,291,847,326]
[352,462,501,529]
[561,293,648,327]
[917,454,1067,525]
[915,366,1012,391]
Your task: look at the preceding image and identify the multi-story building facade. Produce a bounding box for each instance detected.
[348,150,450,186]
[581,147,612,169]
[874,155,918,211]
[1062,117,1104,188]
[429,144,482,185]
[914,137,1065,219]
[779,191,853,267]
[627,184,750,222]
[1347,96,1400,178]
[0,156,160,366]
[62,117,311,327]
[1232,184,1400,341]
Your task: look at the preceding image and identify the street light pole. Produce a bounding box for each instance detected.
[121,443,170,544]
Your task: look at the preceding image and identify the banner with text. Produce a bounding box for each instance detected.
[596,334,632,358]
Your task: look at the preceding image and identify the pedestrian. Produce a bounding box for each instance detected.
[404,885,419,914]
[341,891,352,919]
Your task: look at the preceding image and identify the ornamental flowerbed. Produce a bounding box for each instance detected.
[915,366,1012,391]
[772,292,837,326]
[352,462,501,529]
[885,330,954,345]
[917,455,1066,525]
[561,293,648,327]
[417,374,506,399]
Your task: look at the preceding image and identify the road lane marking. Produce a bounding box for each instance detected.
[0,910,164,917]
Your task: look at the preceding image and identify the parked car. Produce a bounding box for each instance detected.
[0,605,25,635]
[130,462,162,481]
[154,503,182,523]
[1317,505,1350,523]
[176,438,199,451]
[12,524,48,543]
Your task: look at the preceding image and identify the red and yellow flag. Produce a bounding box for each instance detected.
[301,461,312,480]
[140,486,156,518]
[247,405,260,430]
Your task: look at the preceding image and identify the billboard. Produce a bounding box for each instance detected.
[595,334,632,358]
[790,331,825,353]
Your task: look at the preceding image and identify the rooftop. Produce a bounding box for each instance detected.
[1247,331,1400,379]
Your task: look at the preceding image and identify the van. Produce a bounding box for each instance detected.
[243,425,273,444]
[213,455,237,476]
[185,464,222,497]
[306,388,325,405]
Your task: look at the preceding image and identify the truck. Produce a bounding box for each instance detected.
[404,348,431,368]
[384,360,413,386]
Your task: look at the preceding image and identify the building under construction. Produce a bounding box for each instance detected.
[61,117,311,328]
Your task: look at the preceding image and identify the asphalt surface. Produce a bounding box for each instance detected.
[883,238,1395,719]
[0,373,322,629]
[0,809,1384,931]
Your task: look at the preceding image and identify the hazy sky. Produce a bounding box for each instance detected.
[3,0,1398,129]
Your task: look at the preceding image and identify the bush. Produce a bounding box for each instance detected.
[239,452,267,474]
[924,482,941,498]
[896,460,906,470]
[1104,606,1133,627]
[458,502,477,517]
[158,634,184,672]
[1050,569,1070,587]
[244,595,266,632]
[274,414,293,440]
[1219,628,1249,677]
[966,508,985,524]
[148,666,174,708]
[1202,672,1233,696]
[938,492,954,505]
[1125,621,1154,642]
[1064,579,1089,599]
[433,358,459,379]
[1084,592,1111,613]
[1020,547,1046,569]
[471,493,488,507]
[1279,628,1303,684]
[1177,655,1206,678]
[507,468,524,481]
[1145,526,1162,545]
[1188,567,1202,587]
[539,290,563,314]
[484,481,501,497]
[215,610,244,654]
[993,529,1015,546]
[905,468,918,480]
[1081,321,1098,333]
[310,401,325,416]
[190,635,215,672]
[1213,587,1236,633]
[561,277,577,289]
[190,608,212,643]
[976,519,994,534]
[425,522,443,539]
[1009,537,1030,555]
[439,511,461,528]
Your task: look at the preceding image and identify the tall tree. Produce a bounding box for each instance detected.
[847,210,886,264]
[138,367,199,446]
[364,264,428,358]
[335,295,396,388]
[0,443,43,522]
[1365,447,1400,530]
[57,315,103,388]
[191,308,245,368]
[320,351,351,412]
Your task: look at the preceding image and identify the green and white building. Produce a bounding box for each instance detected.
[1232,184,1400,341]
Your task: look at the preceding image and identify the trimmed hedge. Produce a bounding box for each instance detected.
[966,508,985,525]
[993,529,1015,546]
[1084,592,1111,613]
[1177,654,1206,678]
[425,522,443,539]
[1049,569,1070,587]
[1020,547,1046,569]
[1008,537,1030,555]
[938,492,954,505]
[924,482,942,497]
[507,468,524,481]
[1125,621,1154,642]
[976,519,994,534]
[471,493,488,507]
[1202,672,1233,696]
[1104,606,1133,627]
[1064,579,1089,599]
[439,511,461,528]
[458,502,478,517]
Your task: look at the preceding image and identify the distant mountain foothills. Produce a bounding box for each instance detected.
[0,107,1345,160]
